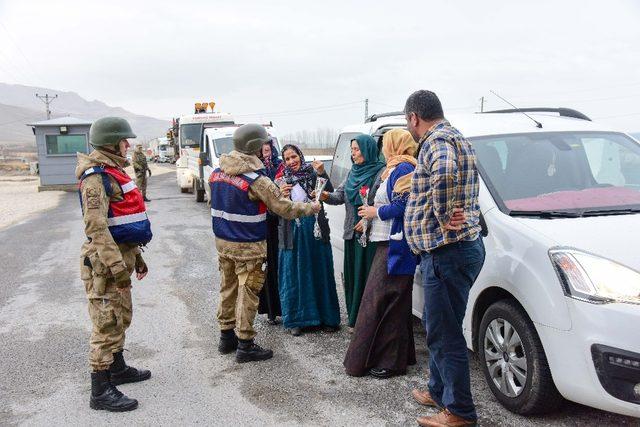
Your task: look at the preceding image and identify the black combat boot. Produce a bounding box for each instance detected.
[236,339,273,363]
[218,329,238,354]
[109,351,151,385]
[90,370,138,412]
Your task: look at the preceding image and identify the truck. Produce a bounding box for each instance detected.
[149,137,175,163]
[175,104,236,200]
[175,102,279,202]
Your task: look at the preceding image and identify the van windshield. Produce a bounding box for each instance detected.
[180,123,202,148]
[212,137,281,157]
[472,132,640,216]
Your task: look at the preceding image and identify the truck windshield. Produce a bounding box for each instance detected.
[180,123,202,148]
[472,131,640,216]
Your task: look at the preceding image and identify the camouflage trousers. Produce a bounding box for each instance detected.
[217,256,266,340]
[81,253,134,371]
[135,171,147,198]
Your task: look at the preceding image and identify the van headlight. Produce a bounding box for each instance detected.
[549,248,640,305]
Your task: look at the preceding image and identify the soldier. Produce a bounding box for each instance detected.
[132,144,151,202]
[76,117,153,412]
[210,124,320,362]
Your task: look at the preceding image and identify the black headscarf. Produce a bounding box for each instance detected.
[280,144,315,196]
[259,139,282,180]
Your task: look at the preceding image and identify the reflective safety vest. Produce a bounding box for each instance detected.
[209,169,267,242]
[79,166,153,245]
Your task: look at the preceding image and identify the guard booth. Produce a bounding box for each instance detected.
[27,117,93,191]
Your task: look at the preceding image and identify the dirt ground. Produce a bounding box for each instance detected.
[0,163,173,230]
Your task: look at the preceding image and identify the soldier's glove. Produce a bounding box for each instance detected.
[147,168,152,177]
[135,254,148,275]
[114,269,132,289]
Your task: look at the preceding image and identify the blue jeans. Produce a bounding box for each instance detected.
[420,237,485,421]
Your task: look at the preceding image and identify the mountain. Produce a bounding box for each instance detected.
[0,82,169,146]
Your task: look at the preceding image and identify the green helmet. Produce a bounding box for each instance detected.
[233,123,271,154]
[89,117,137,147]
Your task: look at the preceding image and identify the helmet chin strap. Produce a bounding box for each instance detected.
[98,145,121,155]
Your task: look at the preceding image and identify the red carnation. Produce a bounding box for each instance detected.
[359,186,369,197]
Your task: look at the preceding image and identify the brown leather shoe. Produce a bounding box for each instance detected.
[416,409,476,427]
[412,389,441,408]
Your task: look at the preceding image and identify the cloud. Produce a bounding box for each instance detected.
[0,0,639,134]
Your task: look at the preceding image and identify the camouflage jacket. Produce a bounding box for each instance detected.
[215,150,316,260]
[132,150,149,174]
[76,149,141,277]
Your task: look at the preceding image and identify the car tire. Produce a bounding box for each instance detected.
[478,299,563,415]
[180,187,189,194]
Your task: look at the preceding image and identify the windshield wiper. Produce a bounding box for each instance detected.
[509,210,582,218]
[580,208,640,217]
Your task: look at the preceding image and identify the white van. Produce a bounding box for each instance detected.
[326,109,640,418]
[201,125,280,202]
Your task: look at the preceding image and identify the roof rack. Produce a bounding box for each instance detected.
[365,111,404,123]
[482,107,591,121]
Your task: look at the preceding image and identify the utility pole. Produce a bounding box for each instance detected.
[35,93,58,119]
[364,98,369,121]
[479,96,485,113]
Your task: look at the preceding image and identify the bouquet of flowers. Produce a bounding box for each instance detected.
[313,177,328,239]
[357,185,370,247]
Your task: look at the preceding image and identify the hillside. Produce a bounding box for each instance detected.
[0,83,169,146]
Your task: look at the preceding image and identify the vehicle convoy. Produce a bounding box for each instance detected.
[175,102,279,202]
[325,109,640,418]
[149,137,175,163]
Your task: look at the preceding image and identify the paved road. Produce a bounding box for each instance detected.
[0,166,637,426]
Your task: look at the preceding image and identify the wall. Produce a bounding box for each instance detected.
[35,125,90,186]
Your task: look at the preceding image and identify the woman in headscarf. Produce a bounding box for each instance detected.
[275,144,340,336]
[257,139,284,324]
[320,134,385,329]
[342,129,419,378]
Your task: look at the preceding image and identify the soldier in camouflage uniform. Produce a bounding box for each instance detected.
[76,117,153,412]
[132,144,151,202]
[210,124,320,363]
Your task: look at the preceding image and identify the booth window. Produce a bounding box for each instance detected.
[45,134,87,155]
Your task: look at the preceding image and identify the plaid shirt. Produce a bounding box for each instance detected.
[404,120,481,253]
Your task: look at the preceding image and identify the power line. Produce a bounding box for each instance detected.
[249,104,362,119]
[235,101,363,118]
[0,20,44,85]
[35,93,58,119]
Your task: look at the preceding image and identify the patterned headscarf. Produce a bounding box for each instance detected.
[278,144,315,196]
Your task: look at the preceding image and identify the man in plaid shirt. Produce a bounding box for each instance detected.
[403,90,485,427]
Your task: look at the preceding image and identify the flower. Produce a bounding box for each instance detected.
[359,185,369,197]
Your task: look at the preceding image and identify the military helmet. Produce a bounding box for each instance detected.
[233,124,271,154]
[89,117,137,148]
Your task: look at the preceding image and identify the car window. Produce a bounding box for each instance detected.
[330,132,361,187]
[582,137,640,187]
[472,131,640,213]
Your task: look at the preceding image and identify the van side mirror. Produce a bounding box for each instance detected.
[199,151,210,166]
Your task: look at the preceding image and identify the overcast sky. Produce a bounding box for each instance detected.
[1,0,639,135]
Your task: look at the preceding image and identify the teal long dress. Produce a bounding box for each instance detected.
[278,216,340,329]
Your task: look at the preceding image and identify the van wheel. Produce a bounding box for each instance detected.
[478,299,563,415]
[180,187,189,194]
